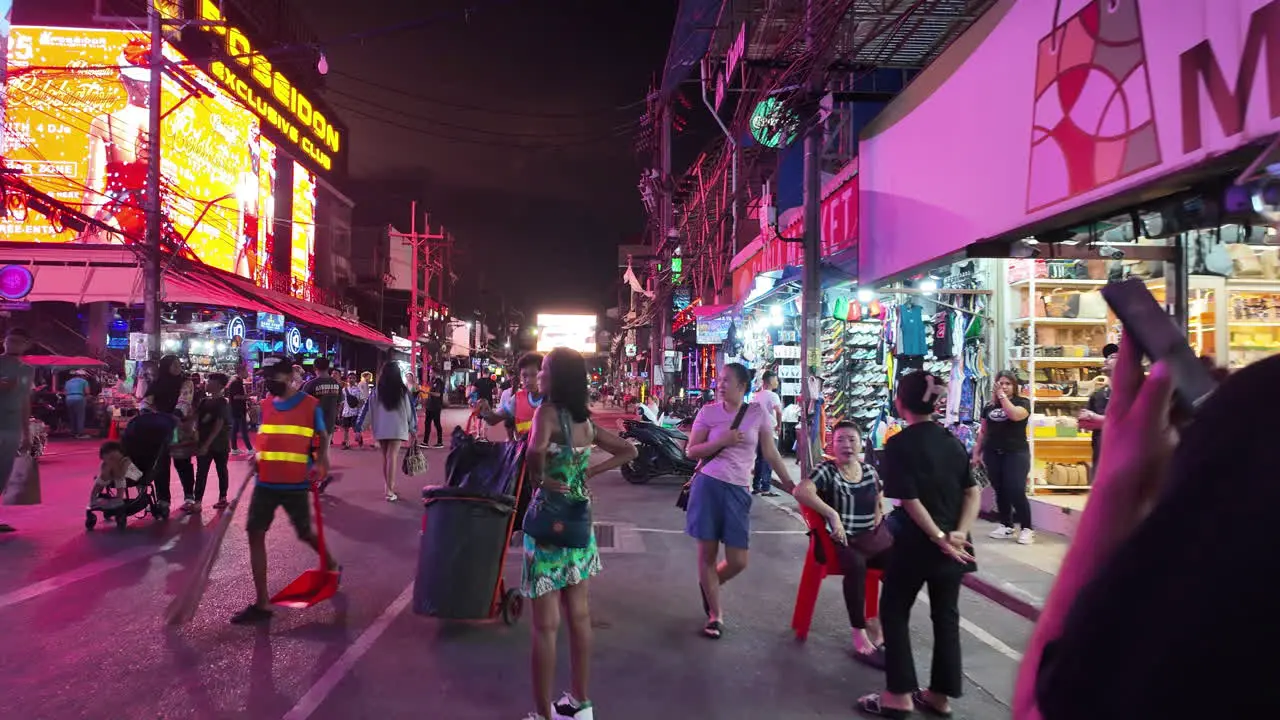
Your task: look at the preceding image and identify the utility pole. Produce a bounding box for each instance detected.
[393,205,447,382]
[798,0,824,478]
[143,2,165,360]
[652,102,674,398]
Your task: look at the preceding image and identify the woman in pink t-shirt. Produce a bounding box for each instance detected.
[685,362,796,639]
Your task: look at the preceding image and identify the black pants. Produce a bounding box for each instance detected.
[195,450,230,502]
[881,549,965,697]
[835,543,887,629]
[174,456,196,501]
[230,411,254,451]
[984,448,1032,530]
[423,408,443,445]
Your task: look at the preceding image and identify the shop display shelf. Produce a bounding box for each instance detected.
[1030,396,1088,403]
[1011,357,1107,365]
[1011,317,1109,326]
[1010,279,1107,289]
[1031,436,1092,443]
[1034,485,1092,492]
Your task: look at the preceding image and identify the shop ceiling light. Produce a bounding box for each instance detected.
[920,278,939,295]
[856,288,873,303]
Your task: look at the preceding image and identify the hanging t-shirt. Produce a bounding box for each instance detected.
[899,304,928,357]
[932,310,954,360]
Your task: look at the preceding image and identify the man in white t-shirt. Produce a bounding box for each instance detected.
[751,370,783,496]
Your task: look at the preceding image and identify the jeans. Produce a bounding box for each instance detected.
[835,543,887,629]
[881,548,965,697]
[195,450,230,503]
[984,448,1033,530]
[174,456,196,502]
[423,408,443,445]
[66,396,86,435]
[230,410,254,452]
[752,436,777,493]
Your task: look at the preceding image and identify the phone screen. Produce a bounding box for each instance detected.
[1099,278,1217,414]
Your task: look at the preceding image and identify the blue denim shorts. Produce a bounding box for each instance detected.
[685,472,753,549]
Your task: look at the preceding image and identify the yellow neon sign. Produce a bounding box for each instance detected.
[197,0,342,174]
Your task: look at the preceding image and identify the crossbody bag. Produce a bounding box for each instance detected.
[676,403,751,511]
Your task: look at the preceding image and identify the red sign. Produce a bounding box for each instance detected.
[732,174,858,299]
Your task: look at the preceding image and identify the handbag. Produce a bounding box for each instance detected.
[522,409,593,548]
[849,519,894,558]
[677,403,751,511]
[2,452,41,505]
[401,442,427,477]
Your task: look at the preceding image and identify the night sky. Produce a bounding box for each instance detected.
[305,0,678,319]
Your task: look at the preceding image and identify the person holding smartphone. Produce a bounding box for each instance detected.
[973,371,1034,545]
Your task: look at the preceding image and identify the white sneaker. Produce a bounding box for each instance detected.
[553,692,595,720]
[1017,528,1035,545]
[988,525,1015,539]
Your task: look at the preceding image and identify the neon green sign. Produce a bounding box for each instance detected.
[749,97,799,148]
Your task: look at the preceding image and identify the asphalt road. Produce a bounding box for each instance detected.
[0,408,1031,719]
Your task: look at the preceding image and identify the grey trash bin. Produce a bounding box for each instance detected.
[413,487,515,619]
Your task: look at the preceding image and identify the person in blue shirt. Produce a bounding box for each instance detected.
[64,371,92,438]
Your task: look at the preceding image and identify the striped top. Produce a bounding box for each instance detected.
[810,460,881,535]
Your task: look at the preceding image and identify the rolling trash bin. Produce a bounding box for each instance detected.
[413,487,516,619]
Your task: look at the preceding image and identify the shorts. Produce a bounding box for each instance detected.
[684,472,753,549]
[246,485,312,539]
[338,415,358,429]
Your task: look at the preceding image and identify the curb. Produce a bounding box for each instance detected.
[765,491,1045,622]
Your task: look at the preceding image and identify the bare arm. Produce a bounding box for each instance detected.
[1001,395,1030,422]
[684,408,734,459]
[585,422,639,479]
[957,485,981,536]
[972,420,987,462]
[793,479,840,529]
[902,498,946,540]
[525,404,556,488]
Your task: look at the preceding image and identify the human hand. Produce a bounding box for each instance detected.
[829,517,848,545]
[541,478,572,494]
[970,454,984,468]
[946,531,969,550]
[720,429,745,448]
[1090,335,1176,529]
[936,534,975,563]
[995,389,1007,402]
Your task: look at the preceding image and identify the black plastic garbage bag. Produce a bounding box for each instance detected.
[445,432,525,496]
[413,487,516,619]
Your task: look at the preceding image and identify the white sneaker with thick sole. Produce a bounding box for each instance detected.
[988,525,1015,539]
[1017,528,1035,545]
[554,692,595,720]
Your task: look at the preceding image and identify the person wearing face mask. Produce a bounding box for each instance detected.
[231,359,338,624]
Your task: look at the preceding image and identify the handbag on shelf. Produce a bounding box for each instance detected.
[677,403,751,511]
[523,409,593,548]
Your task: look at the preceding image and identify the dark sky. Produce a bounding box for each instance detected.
[305,0,678,318]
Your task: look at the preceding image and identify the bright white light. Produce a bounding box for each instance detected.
[920,278,939,295]
[216,343,227,353]
[770,304,783,326]
[504,340,511,349]
[856,288,874,303]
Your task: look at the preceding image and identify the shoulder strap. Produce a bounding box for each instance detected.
[730,403,751,430]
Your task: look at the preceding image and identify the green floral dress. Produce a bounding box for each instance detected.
[522,423,601,599]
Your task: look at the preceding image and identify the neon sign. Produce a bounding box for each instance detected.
[285,326,302,355]
[196,0,344,175]
[0,265,34,301]
[226,315,246,341]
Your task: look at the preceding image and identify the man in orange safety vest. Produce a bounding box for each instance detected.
[231,359,340,624]
[477,352,544,440]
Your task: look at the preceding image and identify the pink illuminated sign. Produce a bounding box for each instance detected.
[859,0,1280,283]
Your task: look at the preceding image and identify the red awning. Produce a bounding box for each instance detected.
[210,274,393,348]
[21,355,108,368]
[166,272,274,313]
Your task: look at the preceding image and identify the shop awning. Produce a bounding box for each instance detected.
[211,274,393,349]
[740,262,856,309]
[20,355,107,368]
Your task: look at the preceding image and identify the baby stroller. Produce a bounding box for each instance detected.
[84,412,172,531]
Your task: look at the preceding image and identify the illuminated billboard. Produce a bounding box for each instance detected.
[2,26,271,282]
[291,161,316,293]
[536,313,598,355]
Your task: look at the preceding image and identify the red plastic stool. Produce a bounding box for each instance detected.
[791,505,882,641]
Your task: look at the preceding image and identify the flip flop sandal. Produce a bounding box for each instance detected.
[856,694,911,719]
[852,644,887,670]
[912,690,953,718]
[702,620,722,639]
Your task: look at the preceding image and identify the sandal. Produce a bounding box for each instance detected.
[699,584,710,617]
[856,693,911,718]
[912,690,953,718]
[702,619,722,639]
[230,604,274,625]
[853,643,887,670]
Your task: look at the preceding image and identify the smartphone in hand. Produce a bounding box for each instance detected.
[1099,278,1218,416]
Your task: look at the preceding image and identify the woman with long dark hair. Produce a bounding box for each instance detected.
[521,348,636,720]
[858,371,979,718]
[369,361,412,502]
[972,370,1034,544]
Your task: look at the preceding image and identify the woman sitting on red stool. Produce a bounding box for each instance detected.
[793,420,891,666]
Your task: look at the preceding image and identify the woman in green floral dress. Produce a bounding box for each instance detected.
[521,348,637,720]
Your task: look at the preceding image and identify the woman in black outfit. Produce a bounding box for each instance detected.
[141,354,195,515]
[973,371,1034,544]
[858,371,980,719]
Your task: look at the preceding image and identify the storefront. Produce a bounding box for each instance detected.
[857,0,1280,527]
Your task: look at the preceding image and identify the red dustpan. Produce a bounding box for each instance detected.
[271,483,340,608]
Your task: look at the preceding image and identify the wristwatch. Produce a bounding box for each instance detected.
[934,530,947,542]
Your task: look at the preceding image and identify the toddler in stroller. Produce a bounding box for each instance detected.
[84,414,171,530]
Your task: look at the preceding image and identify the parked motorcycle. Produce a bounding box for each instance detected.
[619,418,698,485]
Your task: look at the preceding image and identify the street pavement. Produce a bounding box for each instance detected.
[0,407,1033,719]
